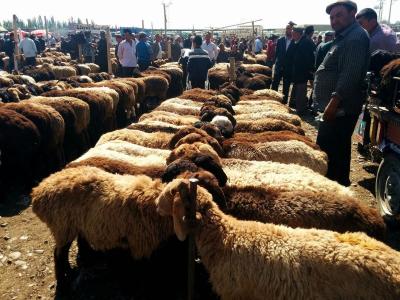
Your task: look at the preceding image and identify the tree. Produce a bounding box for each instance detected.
[38,15,44,28]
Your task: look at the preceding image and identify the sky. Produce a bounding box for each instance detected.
[0,0,399,30]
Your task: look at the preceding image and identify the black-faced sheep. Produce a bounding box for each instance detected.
[157,179,399,300]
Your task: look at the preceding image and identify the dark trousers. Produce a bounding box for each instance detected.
[316,114,359,186]
[190,79,206,89]
[121,67,136,78]
[7,56,14,72]
[25,57,36,66]
[138,60,151,72]
[271,65,291,103]
[290,82,308,114]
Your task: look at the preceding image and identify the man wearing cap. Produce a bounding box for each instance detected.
[314,0,370,186]
[118,29,138,77]
[272,22,296,104]
[315,31,335,70]
[356,8,397,53]
[201,32,219,63]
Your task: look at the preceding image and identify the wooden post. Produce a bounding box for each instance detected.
[187,178,198,300]
[163,3,167,36]
[78,44,83,63]
[106,27,112,75]
[44,16,49,47]
[142,20,144,30]
[229,57,236,82]
[252,21,256,54]
[12,14,19,72]
[167,39,171,60]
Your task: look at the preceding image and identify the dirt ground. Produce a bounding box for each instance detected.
[1,112,399,300]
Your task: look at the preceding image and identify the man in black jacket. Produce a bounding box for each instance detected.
[291,26,316,115]
[4,33,15,72]
[271,24,296,103]
[187,35,212,89]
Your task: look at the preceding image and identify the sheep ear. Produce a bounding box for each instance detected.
[194,155,228,187]
[195,176,227,209]
[157,179,186,216]
[162,162,181,183]
[174,182,190,241]
[200,112,214,122]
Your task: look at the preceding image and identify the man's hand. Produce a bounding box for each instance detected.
[323,95,341,122]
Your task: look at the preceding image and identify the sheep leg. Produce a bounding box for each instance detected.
[76,235,99,267]
[54,242,72,290]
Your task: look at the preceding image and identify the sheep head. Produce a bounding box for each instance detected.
[157,176,224,241]
[175,133,225,157]
[163,153,227,187]
[167,142,222,167]
[211,116,234,138]
[200,107,236,129]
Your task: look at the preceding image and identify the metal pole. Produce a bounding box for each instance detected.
[142,20,144,30]
[187,178,198,300]
[388,0,393,24]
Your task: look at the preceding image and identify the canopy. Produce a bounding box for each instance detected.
[31,29,49,37]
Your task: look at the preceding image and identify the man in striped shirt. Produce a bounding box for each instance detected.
[314,0,370,186]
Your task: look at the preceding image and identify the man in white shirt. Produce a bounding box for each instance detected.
[19,35,37,66]
[201,31,219,62]
[254,36,263,54]
[117,29,138,77]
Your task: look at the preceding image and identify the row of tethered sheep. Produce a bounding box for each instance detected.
[1,48,400,299]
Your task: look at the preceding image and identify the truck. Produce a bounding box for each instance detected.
[358,71,400,224]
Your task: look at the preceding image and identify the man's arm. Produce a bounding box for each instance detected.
[117,43,123,63]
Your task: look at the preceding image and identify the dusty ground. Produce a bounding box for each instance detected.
[1,112,399,300]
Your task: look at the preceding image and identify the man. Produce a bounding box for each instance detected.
[266,35,277,68]
[216,43,230,63]
[271,23,296,104]
[254,36,263,54]
[136,32,152,71]
[314,0,370,186]
[315,31,335,70]
[38,36,46,53]
[152,34,163,61]
[31,34,40,54]
[118,29,138,77]
[183,34,192,49]
[291,26,315,115]
[4,33,15,72]
[19,34,37,66]
[171,36,183,62]
[187,35,212,89]
[201,32,219,63]
[96,31,108,72]
[356,8,397,52]
[83,31,95,63]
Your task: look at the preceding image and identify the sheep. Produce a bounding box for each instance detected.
[234,100,289,113]
[37,80,72,92]
[29,96,90,161]
[74,64,92,76]
[239,94,281,102]
[92,140,171,162]
[97,128,173,149]
[235,111,301,126]
[128,120,183,134]
[236,119,305,135]
[42,88,116,144]
[88,72,113,82]
[154,99,201,116]
[159,64,184,97]
[0,108,40,193]
[178,88,218,102]
[243,53,257,64]
[253,88,284,101]
[0,76,14,87]
[3,102,66,176]
[157,179,400,300]
[66,156,165,179]
[208,63,231,90]
[255,53,268,65]
[239,63,272,77]
[219,82,241,104]
[222,139,327,175]
[138,111,199,126]
[31,166,174,288]
[50,65,77,79]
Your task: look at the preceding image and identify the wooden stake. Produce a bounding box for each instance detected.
[229,57,236,82]
[167,39,171,60]
[78,44,83,63]
[44,16,49,47]
[12,15,19,72]
[106,27,112,74]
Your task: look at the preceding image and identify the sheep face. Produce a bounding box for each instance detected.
[157,179,189,241]
[211,116,234,138]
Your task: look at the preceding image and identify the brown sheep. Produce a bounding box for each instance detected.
[236,119,305,135]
